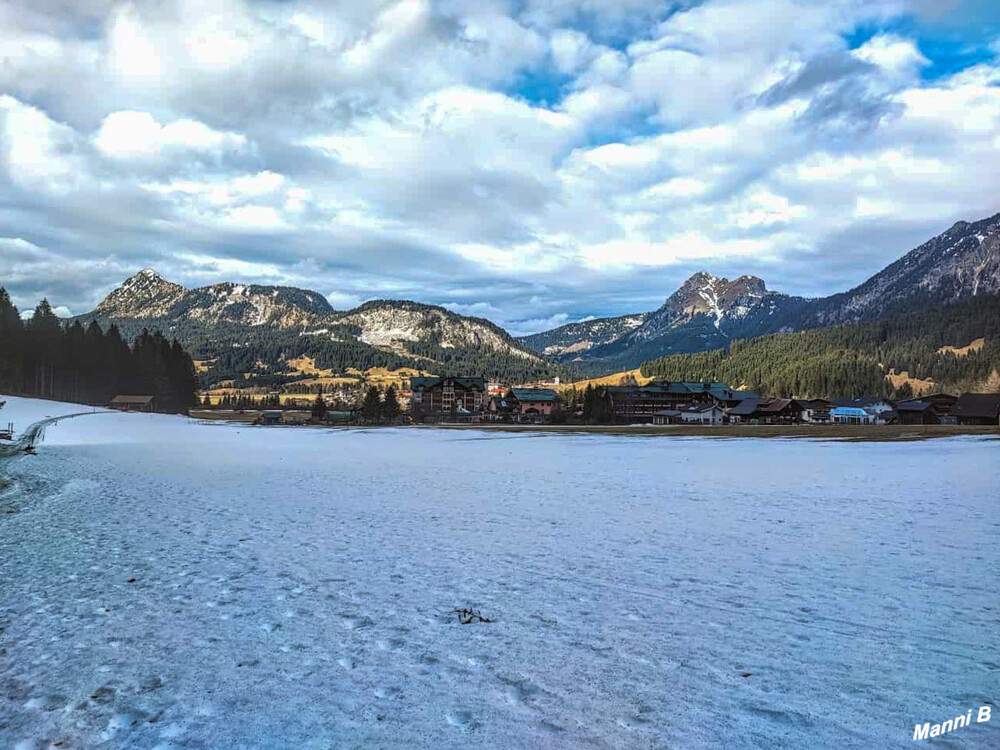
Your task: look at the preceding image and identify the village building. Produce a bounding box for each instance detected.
[896,393,958,424]
[509,388,563,421]
[678,404,725,425]
[323,410,356,425]
[487,394,518,421]
[951,393,1000,425]
[728,397,800,424]
[409,377,487,417]
[606,381,746,422]
[651,410,681,425]
[108,395,155,412]
[258,410,283,425]
[831,396,894,415]
[707,386,759,410]
[409,377,488,423]
[894,400,940,425]
[792,398,831,424]
[830,406,880,425]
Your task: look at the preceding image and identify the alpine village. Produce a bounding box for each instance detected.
[4,214,1000,435]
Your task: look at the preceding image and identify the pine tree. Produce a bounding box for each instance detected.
[311,393,327,420]
[383,384,401,420]
[362,386,382,422]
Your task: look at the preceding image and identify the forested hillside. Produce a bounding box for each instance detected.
[639,295,1000,398]
[99,318,559,388]
[75,272,563,386]
[0,289,198,413]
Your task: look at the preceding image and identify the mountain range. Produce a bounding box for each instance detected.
[75,270,557,385]
[520,213,1000,374]
[70,212,1000,384]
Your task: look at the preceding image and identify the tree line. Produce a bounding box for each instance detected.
[0,289,198,413]
[307,385,401,423]
[84,315,565,387]
[639,294,1000,398]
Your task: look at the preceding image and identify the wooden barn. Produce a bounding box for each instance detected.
[108,395,155,412]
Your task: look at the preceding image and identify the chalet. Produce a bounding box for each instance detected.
[894,400,940,425]
[488,395,518,421]
[108,395,155,412]
[792,398,831,424]
[728,397,799,424]
[678,404,725,425]
[410,377,487,418]
[897,393,958,421]
[707,386,759,410]
[510,388,562,421]
[951,393,1000,425]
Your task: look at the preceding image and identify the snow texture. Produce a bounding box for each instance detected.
[1,396,998,749]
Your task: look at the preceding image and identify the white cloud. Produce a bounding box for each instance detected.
[0,96,84,192]
[1,0,1000,328]
[94,111,247,159]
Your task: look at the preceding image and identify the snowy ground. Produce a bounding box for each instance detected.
[1,395,998,749]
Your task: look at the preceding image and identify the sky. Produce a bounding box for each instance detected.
[1,0,999,334]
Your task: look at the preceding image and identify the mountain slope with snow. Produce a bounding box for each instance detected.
[74,272,552,381]
[522,212,1000,374]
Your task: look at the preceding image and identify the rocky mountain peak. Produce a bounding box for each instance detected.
[95,269,187,317]
[662,272,769,325]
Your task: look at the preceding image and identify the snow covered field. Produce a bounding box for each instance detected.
[1,396,998,749]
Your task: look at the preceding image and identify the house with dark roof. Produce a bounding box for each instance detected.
[108,395,155,412]
[792,398,831,424]
[729,397,800,424]
[509,388,563,421]
[951,393,1000,425]
[488,395,518,421]
[894,400,940,425]
[606,381,737,422]
[409,377,487,420]
[707,387,759,409]
[897,393,958,420]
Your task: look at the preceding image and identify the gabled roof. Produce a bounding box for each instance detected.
[952,393,1000,419]
[681,403,721,413]
[511,387,560,402]
[109,395,154,405]
[709,387,758,402]
[758,398,793,413]
[895,400,934,412]
[793,398,830,409]
[831,396,891,408]
[728,399,760,416]
[899,392,957,404]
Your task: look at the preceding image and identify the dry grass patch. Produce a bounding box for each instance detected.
[885,368,935,394]
[286,356,334,377]
[557,369,654,392]
[938,337,986,357]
